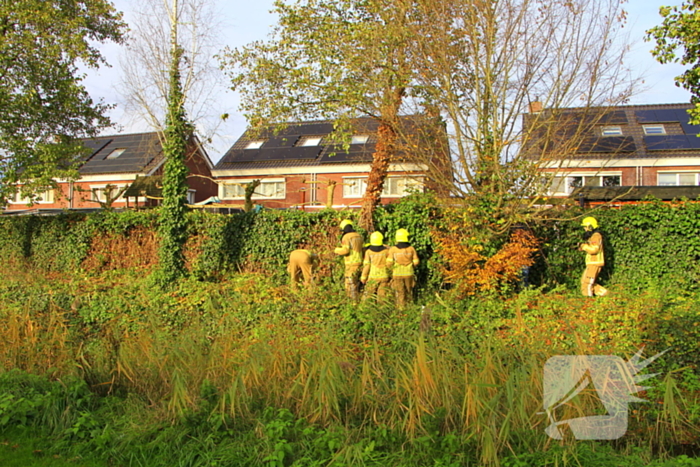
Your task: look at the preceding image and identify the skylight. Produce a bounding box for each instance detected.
[106,148,126,159]
[245,140,265,149]
[351,135,369,144]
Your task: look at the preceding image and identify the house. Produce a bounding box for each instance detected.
[211,117,445,210]
[5,132,218,212]
[533,103,700,206]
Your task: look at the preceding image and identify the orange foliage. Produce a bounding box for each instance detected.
[434,228,540,296]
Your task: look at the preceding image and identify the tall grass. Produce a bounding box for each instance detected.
[0,271,698,466]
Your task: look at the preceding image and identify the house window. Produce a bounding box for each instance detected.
[91,185,125,203]
[643,125,666,135]
[342,176,423,198]
[351,135,369,144]
[549,174,621,194]
[381,177,424,197]
[106,148,126,159]
[9,188,54,204]
[601,126,623,136]
[245,140,265,149]
[658,172,699,186]
[220,179,286,200]
[297,136,323,147]
[342,177,367,198]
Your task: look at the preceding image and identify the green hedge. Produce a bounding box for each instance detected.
[2,196,700,293]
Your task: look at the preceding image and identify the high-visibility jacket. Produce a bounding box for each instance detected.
[582,231,604,266]
[361,246,389,281]
[334,232,364,266]
[386,245,419,277]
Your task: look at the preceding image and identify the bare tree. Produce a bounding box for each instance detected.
[118,0,226,143]
[403,0,640,232]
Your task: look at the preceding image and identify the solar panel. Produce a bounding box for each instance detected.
[580,136,635,153]
[644,135,667,150]
[635,110,658,123]
[654,109,679,122]
[222,146,322,163]
[598,110,628,125]
[319,145,374,163]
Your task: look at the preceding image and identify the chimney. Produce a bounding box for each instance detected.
[529,101,543,113]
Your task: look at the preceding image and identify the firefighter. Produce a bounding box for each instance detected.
[333,219,364,301]
[288,249,317,290]
[360,231,390,302]
[579,216,609,297]
[387,228,420,308]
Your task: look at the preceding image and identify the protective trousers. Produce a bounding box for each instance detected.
[288,250,314,289]
[363,278,390,302]
[344,263,362,301]
[392,275,415,308]
[580,264,608,297]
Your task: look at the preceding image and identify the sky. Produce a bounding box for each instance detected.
[81,0,691,163]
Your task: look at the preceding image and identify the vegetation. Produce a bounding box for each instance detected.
[0,197,699,465]
[0,0,126,205]
[648,1,700,123]
[157,1,195,286]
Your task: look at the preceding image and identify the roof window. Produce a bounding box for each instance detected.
[297,136,323,147]
[106,148,126,159]
[643,124,666,135]
[351,135,369,144]
[245,140,265,149]
[601,126,622,137]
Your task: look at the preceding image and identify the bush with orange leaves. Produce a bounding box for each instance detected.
[434,225,540,297]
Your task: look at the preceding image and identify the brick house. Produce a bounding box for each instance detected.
[535,103,700,205]
[211,117,443,210]
[5,132,217,212]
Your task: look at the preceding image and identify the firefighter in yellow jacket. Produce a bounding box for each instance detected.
[288,249,317,290]
[387,228,420,308]
[333,219,364,301]
[361,231,390,302]
[579,217,609,297]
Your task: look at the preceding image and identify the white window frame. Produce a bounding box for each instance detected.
[342,176,424,198]
[601,126,623,136]
[106,148,126,159]
[548,173,621,195]
[342,177,368,198]
[297,136,323,147]
[90,184,126,203]
[244,140,265,149]
[657,171,700,186]
[351,135,369,144]
[381,176,424,198]
[8,187,55,204]
[219,178,286,200]
[643,125,666,136]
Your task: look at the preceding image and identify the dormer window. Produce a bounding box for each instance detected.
[245,140,265,149]
[601,126,622,136]
[351,135,369,144]
[643,124,666,135]
[106,148,126,159]
[297,136,323,147]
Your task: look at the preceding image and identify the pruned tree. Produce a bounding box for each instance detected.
[220,0,418,231]
[0,0,125,204]
[647,1,700,122]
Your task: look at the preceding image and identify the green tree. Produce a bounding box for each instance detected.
[157,0,193,285]
[647,2,700,122]
[220,0,418,231]
[0,0,125,204]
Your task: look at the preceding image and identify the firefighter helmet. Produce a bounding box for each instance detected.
[395,228,410,243]
[370,231,384,246]
[581,217,599,229]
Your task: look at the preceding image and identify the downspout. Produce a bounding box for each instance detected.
[69,181,74,209]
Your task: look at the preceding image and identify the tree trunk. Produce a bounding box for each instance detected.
[359,122,396,231]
